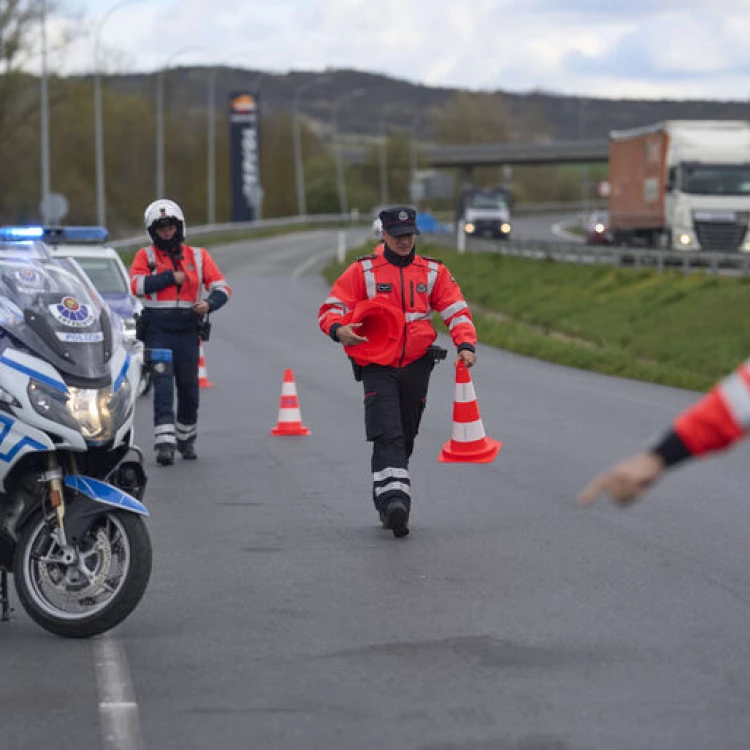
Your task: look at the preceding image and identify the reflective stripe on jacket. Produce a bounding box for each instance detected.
[318,249,476,367]
[129,244,231,310]
[674,359,750,456]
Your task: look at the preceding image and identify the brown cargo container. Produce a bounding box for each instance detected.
[609,129,668,232]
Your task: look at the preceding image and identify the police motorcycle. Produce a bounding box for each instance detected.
[0,229,151,638]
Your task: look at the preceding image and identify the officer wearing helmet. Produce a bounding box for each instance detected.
[318,206,477,538]
[129,199,231,465]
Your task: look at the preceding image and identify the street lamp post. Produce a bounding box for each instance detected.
[40,0,50,223]
[156,46,204,197]
[332,88,365,217]
[409,108,419,207]
[579,97,589,209]
[379,114,389,206]
[93,0,144,227]
[292,75,328,216]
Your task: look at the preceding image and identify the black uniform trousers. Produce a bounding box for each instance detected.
[361,354,434,514]
[145,325,200,449]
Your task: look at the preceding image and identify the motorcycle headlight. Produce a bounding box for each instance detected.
[68,380,133,445]
[122,316,137,341]
[29,378,132,444]
[28,380,79,431]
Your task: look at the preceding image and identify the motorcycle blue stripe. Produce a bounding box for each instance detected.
[0,413,46,462]
[0,355,68,393]
[114,353,131,392]
[63,475,150,516]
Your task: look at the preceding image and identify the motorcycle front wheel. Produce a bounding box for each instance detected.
[13,510,152,638]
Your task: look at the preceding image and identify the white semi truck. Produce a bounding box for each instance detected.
[609,120,750,252]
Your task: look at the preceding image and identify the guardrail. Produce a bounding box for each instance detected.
[111,213,750,277]
[428,233,750,277]
[109,205,600,248]
[109,213,364,249]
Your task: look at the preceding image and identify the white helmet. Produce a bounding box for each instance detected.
[144,198,186,243]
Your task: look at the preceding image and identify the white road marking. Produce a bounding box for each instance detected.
[292,250,335,279]
[551,220,584,242]
[93,636,145,750]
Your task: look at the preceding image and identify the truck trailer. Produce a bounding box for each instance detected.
[608,120,750,252]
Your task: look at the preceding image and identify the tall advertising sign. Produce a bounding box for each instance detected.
[228,92,261,222]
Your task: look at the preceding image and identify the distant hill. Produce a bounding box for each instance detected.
[87,66,750,144]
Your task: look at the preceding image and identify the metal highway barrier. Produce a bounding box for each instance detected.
[428,233,750,277]
[108,204,600,249]
[109,213,360,250]
[111,211,750,277]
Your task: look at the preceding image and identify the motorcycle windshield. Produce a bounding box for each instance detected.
[0,256,119,387]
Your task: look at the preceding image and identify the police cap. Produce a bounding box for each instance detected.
[378,206,420,237]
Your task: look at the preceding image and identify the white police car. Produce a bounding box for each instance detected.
[4,226,151,397]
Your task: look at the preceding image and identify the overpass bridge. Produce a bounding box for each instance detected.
[421,138,609,169]
[344,137,609,183]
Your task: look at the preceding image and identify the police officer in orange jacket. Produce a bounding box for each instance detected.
[579,358,750,506]
[319,206,477,537]
[130,199,231,466]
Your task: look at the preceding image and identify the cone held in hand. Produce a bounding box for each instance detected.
[198,341,214,388]
[270,369,311,436]
[438,361,501,463]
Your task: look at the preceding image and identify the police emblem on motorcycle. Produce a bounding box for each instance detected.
[50,296,94,328]
[16,268,41,285]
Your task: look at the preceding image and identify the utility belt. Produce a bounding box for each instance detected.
[134,312,211,341]
[349,344,447,382]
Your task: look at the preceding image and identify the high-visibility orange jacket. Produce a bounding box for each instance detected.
[318,245,476,368]
[130,244,231,329]
[653,359,750,465]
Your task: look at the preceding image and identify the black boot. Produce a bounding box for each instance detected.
[156,444,175,466]
[384,500,410,538]
[177,440,197,460]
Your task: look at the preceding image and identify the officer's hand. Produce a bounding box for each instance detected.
[457,350,476,368]
[193,301,210,315]
[578,452,666,508]
[173,271,185,285]
[336,323,369,346]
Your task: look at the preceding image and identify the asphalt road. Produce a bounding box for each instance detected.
[3,228,750,750]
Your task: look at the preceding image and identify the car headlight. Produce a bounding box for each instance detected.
[122,316,137,341]
[465,223,475,234]
[500,223,511,234]
[28,378,132,444]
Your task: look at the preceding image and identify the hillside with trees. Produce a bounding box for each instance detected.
[3,1,749,234]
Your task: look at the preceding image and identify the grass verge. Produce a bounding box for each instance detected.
[324,241,750,391]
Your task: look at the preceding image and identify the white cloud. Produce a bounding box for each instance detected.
[44,0,750,100]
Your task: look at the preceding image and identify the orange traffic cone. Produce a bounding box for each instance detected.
[438,361,501,463]
[270,369,310,436]
[198,341,214,388]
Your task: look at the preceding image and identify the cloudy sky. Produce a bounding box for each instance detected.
[50,0,750,100]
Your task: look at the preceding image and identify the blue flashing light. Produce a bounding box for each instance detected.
[0,225,109,245]
[0,226,45,240]
[44,226,110,244]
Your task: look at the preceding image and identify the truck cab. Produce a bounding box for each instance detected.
[665,160,750,252]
